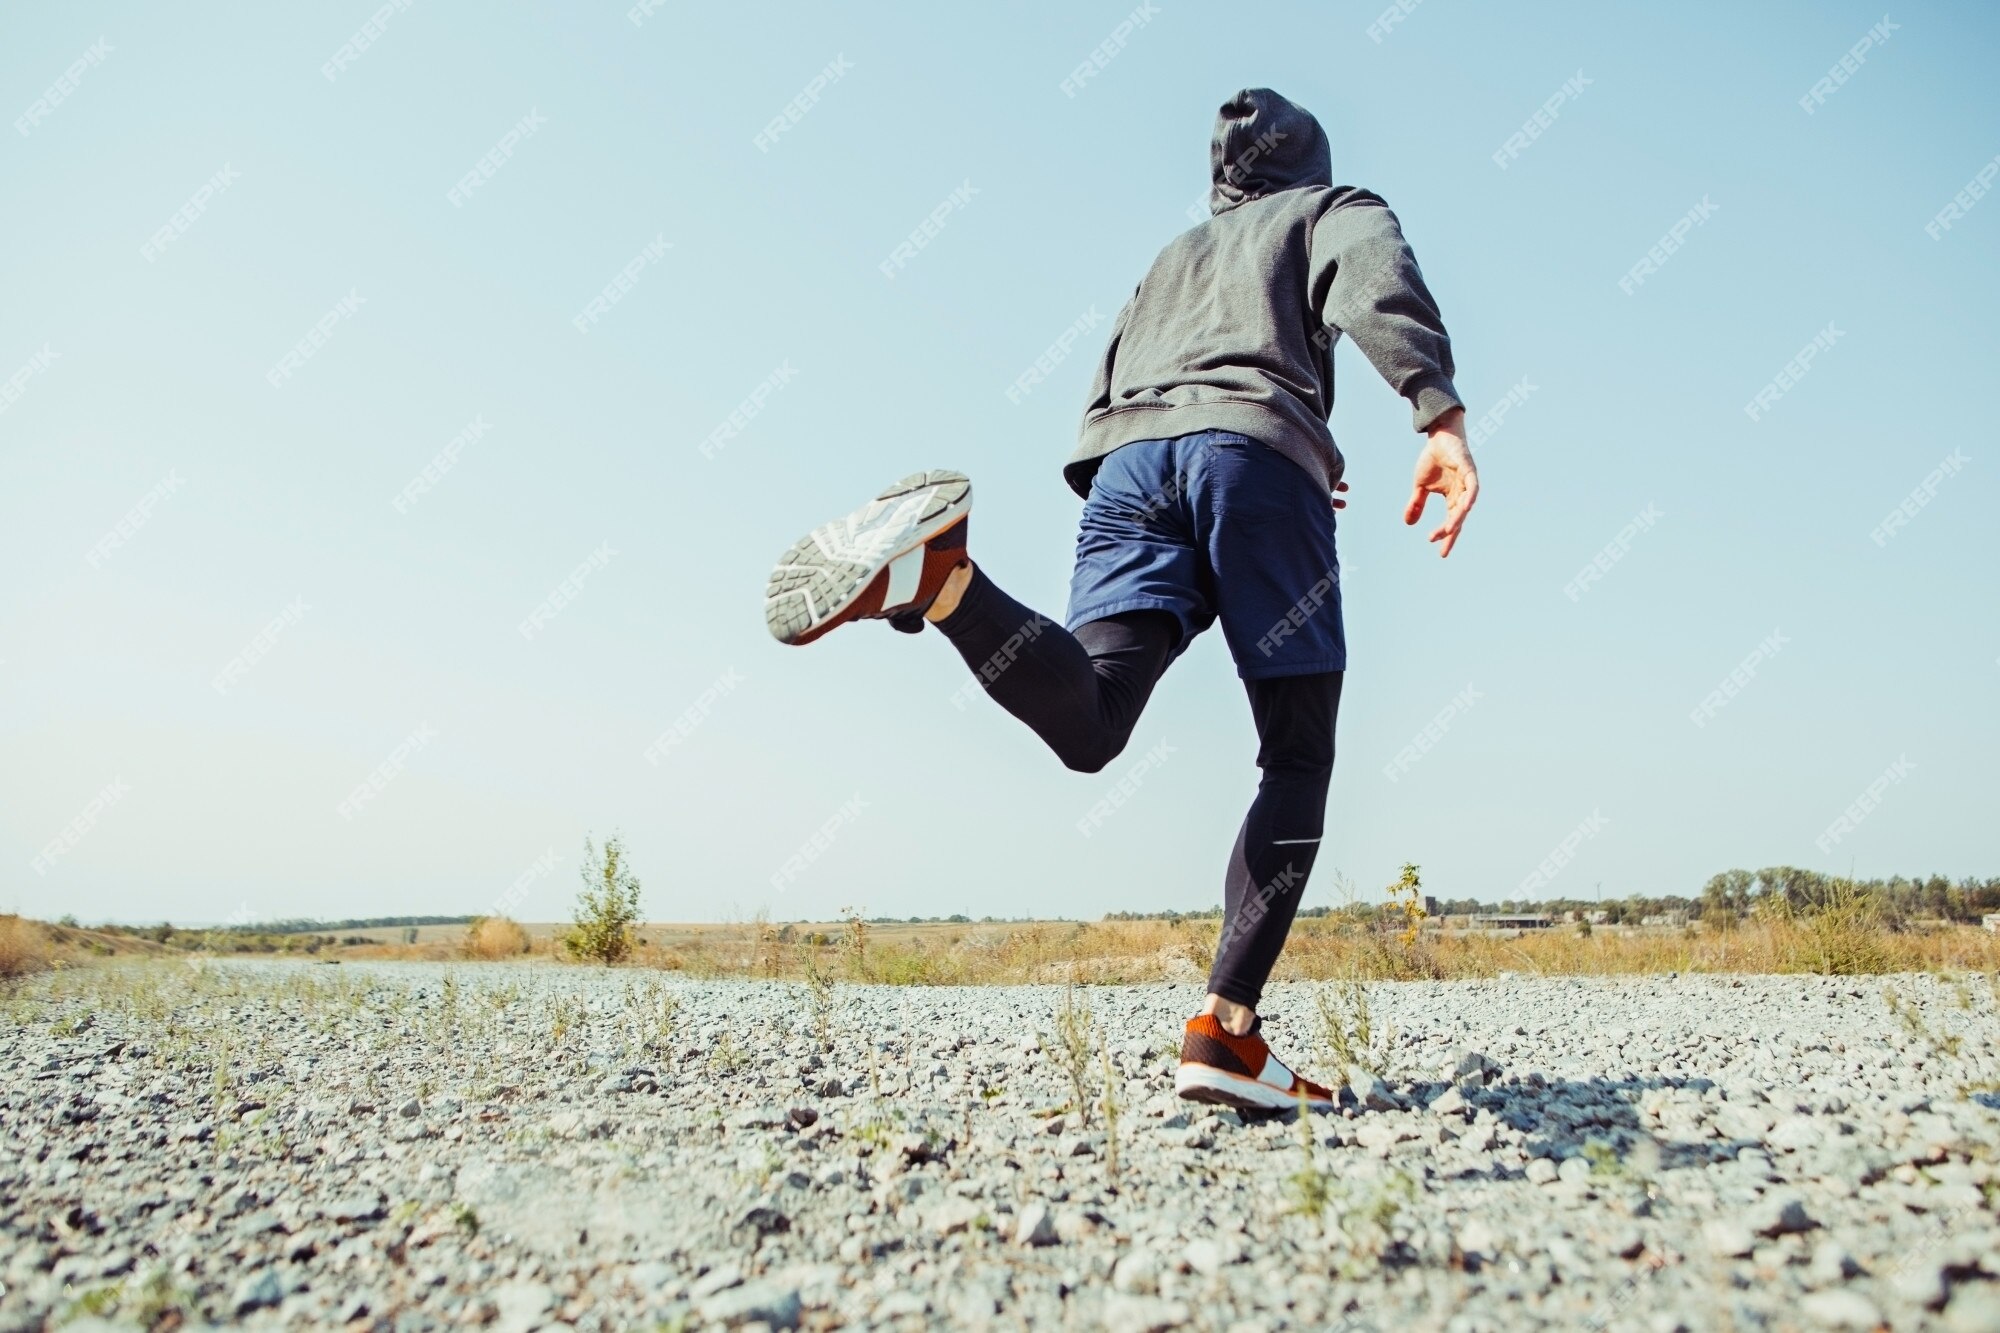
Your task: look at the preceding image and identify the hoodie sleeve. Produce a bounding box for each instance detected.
[1309,189,1462,432]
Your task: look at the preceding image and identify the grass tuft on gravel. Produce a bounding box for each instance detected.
[1316,978,1392,1083]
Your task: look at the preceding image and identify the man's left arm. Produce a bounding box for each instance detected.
[1311,192,1477,556]
[1309,190,1462,433]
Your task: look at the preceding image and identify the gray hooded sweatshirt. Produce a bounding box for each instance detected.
[1065,88,1462,498]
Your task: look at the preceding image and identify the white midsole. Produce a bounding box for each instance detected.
[794,486,971,625]
[1175,1062,1329,1110]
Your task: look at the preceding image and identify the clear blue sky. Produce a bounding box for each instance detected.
[3,2,1995,927]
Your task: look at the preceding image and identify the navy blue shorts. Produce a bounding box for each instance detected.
[1065,430,1344,680]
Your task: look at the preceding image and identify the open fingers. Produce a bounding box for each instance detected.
[1403,483,1429,526]
[1428,505,1463,556]
[1428,475,1479,557]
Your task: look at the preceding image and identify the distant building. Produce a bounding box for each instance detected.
[1640,911,1688,928]
[1982,914,2000,933]
[1470,914,1553,931]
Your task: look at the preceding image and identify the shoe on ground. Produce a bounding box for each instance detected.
[765,470,971,646]
[1175,1013,1335,1111]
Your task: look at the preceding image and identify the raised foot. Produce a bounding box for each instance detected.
[765,470,972,646]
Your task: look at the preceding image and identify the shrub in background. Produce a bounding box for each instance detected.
[564,835,643,964]
[463,916,531,960]
[0,915,55,979]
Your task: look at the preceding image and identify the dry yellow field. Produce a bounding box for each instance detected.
[324,913,2000,983]
[14,908,2000,984]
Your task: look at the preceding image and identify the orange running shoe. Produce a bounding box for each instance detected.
[765,470,971,646]
[1175,1013,1336,1111]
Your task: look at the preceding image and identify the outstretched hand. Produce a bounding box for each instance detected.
[1404,408,1479,558]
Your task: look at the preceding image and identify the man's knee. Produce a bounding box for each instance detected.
[1261,744,1333,776]
[1057,730,1127,774]
[1247,672,1341,774]
[1257,749,1334,797]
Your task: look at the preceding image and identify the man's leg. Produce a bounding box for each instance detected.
[924,435,1203,771]
[1174,671,1344,1109]
[1205,671,1342,1022]
[760,463,1180,774]
[926,562,1177,773]
[1177,431,1342,1084]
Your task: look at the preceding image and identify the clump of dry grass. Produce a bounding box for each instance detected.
[1758,882,1895,976]
[0,915,56,979]
[1315,978,1390,1080]
[461,916,531,960]
[1049,982,1098,1125]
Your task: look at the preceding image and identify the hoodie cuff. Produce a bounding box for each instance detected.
[1408,375,1464,433]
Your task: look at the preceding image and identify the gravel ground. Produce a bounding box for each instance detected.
[7,962,2000,1331]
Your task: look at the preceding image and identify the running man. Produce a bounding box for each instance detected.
[764,89,1478,1111]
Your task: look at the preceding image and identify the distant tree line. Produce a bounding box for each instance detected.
[1104,905,1361,923]
[81,915,479,955]
[1428,897,1698,922]
[86,914,474,937]
[1696,867,2000,925]
[862,914,1011,924]
[1104,867,2000,929]
[246,914,476,934]
[82,923,373,954]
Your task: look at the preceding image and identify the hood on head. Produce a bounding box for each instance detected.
[1207,88,1331,216]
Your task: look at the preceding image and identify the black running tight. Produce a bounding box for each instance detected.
[934,566,1339,1009]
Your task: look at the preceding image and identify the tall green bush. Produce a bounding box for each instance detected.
[565,835,643,964]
